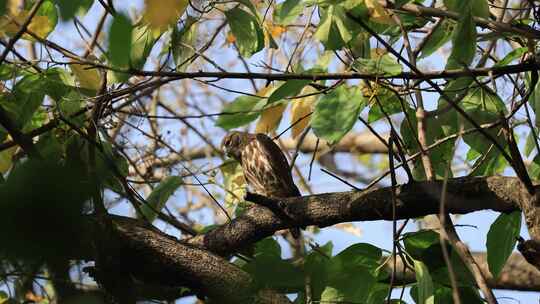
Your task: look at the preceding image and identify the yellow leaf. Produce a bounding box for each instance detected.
[0,144,16,174]
[290,87,316,138]
[253,86,282,133]
[370,47,387,58]
[255,103,286,133]
[266,22,286,38]
[365,0,395,25]
[143,0,188,31]
[221,161,246,207]
[0,12,53,40]
[70,62,102,92]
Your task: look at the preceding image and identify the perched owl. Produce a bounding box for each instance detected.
[221,131,301,238]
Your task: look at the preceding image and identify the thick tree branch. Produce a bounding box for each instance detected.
[67,176,540,301]
[79,216,291,304]
[188,176,523,256]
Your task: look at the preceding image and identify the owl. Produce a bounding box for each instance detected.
[221,131,301,238]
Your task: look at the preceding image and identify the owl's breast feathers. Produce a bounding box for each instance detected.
[240,134,300,198]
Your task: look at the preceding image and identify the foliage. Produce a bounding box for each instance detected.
[0,0,537,302]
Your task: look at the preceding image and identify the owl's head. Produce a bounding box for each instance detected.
[221,131,249,161]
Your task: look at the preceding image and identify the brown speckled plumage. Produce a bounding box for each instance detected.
[221,131,301,237]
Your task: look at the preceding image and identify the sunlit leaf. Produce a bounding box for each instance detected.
[70,62,102,92]
[365,0,395,24]
[225,7,264,57]
[419,19,454,59]
[494,47,527,67]
[0,143,15,174]
[461,87,506,153]
[414,259,435,304]
[312,85,365,144]
[130,24,158,69]
[255,103,286,133]
[144,0,188,31]
[486,211,521,278]
[446,6,476,69]
[0,0,57,40]
[108,13,133,68]
[221,161,247,209]
[172,17,197,72]
[353,54,402,76]
[365,85,403,123]
[215,95,266,130]
[273,0,303,25]
[291,86,317,139]
[315,4,353,50]
[268,80,310,104]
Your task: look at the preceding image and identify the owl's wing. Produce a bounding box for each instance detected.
[254,134,301,197]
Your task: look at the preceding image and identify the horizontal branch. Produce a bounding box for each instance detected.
[81,216,290,304]
[127,61,539,82]
[187,176,524,256]
[395,1,540,39]
[69,176,540,301]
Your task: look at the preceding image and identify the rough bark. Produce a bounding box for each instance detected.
[71,176,540,301]
[188,176,523,256]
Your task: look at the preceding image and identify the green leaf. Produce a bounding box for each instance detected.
[321,266,376,303]
[414,259,435,304]
[215,96,266,130]
[446,7,476,69]
[109,13,133,68]
[354,54,402,76]
[140,176,183,222]
[403,230,440,258]
[35,0,58,39]
[461,87,506,153]
[494,47,527,67]
[312,85,365,144]
[9,74,46,129]
[332,243,382,273]
[0,0,5,15]
[314,4,353,50]
[419,19,454,59]
[304,242,333,300]
[54,0,93,20]
[529,153,540,180]
[273,0,304,25]
[254,237,281,257]
[267,79,310,103]
[486,211,521,278]
[471,0,489,18]
[244,253,304,290]
[366,87,403,123]
[400,108,454,180]
[525,129,537,157]
[225,7,264,57]
[468,147,507,176]
[56,90,84,126]
[172,17,198,72]
[130,24,158,70]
